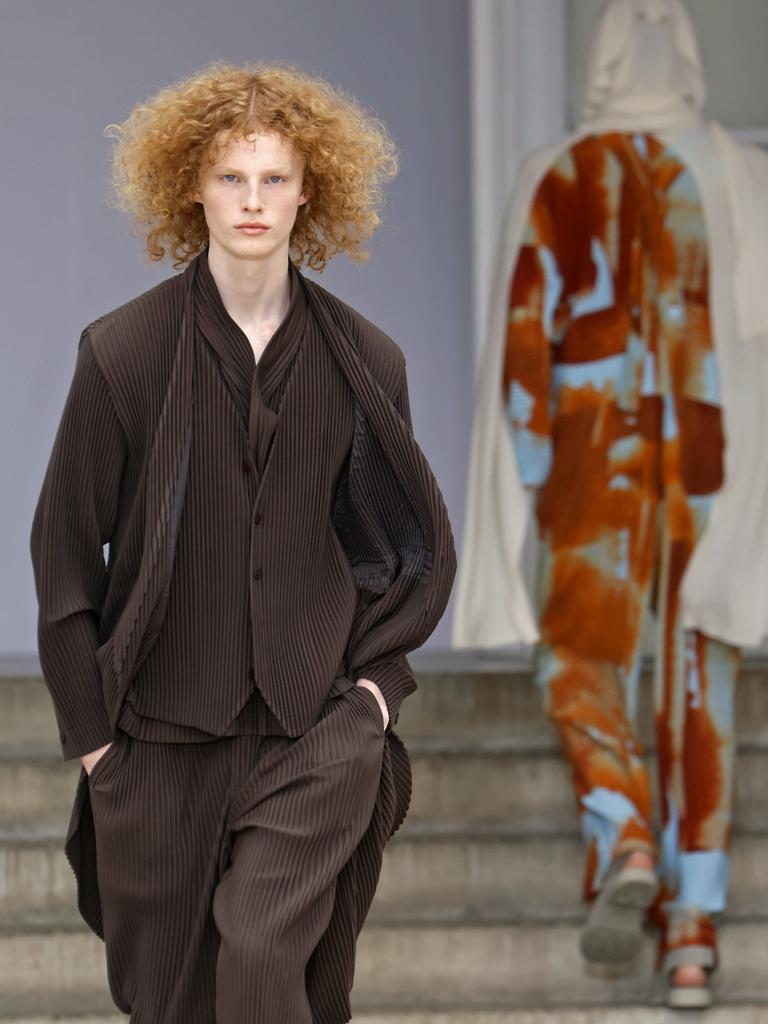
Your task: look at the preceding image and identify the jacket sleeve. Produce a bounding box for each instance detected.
[29,329,127,761]
[352,358,418,729]
[502,180,565,488]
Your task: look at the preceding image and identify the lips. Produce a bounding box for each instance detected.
[235,223,269,229]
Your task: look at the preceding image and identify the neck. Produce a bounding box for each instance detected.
[205,238,291,331]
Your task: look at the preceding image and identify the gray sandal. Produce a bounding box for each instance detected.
[664,944,715,1009]
[580,853,660,964]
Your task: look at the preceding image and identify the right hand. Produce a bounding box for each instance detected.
[81,741,113,776]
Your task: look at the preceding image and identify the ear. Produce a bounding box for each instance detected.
[298,183,310,207]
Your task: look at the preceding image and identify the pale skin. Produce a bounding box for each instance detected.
[81,129,388,778]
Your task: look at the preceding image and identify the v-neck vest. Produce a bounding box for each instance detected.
[116,250,351,741]
[194,244,307,477]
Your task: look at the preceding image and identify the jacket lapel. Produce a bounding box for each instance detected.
[105,258,197,721]
[299,276,455,666]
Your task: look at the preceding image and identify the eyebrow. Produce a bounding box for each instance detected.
[212,164,292,175]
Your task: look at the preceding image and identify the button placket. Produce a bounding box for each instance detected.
[247,447,265,632]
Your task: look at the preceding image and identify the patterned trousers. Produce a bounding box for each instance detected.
[533,398,740,956]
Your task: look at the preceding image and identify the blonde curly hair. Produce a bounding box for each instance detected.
[104,60,399,271]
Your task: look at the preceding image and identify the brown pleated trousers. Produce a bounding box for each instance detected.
[85,683,388,1023]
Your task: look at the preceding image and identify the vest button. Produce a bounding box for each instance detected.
[248,666,256,682]
[254,511,263,525]
[242,459,250,472]
[252,567,263,580]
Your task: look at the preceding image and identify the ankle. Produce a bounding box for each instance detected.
[623,849,655,871]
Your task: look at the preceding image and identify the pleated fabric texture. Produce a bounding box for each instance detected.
[116,248,310,742]
[87,681,397,1023]
[30,243,456,760]
[29,243,455,1020]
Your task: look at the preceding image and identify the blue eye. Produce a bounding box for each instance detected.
[268,175,283,184]
[222,174,238,182]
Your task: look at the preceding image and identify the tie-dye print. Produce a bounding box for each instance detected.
[503,131,740,960]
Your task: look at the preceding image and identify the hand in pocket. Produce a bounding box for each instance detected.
[82,741,114,777]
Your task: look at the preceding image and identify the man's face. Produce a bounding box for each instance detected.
[193,129,309,263]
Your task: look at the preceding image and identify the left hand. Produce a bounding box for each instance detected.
[355,678,389,730]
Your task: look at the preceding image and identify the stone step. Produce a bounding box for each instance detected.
[356,920,768,1009]
[403,738,768,830]
[374,825,768,922]
[399,660,768,745]
[355,1013,768,1024]
[3,823,768,924]
[3,1012,768,1024]
[0,919,766,1014]
[6,657,768,747]
[3,737,768,831]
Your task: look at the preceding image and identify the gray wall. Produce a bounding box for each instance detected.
[6,0,471,659]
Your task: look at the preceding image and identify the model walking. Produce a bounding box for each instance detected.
[30,60,456,1023]
[453,0,768,1009]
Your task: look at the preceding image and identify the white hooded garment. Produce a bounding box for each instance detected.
[452,0,768,650]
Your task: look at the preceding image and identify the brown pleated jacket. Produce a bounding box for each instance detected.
[30,246,456,758]
[29,247,457,1017]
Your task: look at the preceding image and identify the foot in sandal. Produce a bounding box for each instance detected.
[580,848,659,965]
[660,905,718,1009]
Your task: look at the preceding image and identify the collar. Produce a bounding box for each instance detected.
[191,243,308,474]
[193,242,308,415]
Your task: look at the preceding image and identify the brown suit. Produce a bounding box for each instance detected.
[29,244,456,1021]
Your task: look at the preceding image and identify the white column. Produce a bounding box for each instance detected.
[469,0,568,370]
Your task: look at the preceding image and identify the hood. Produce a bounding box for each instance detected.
[580,0,706,131]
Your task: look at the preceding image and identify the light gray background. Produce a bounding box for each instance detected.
[6,0,471,659]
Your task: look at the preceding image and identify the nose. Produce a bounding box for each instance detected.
[244,182,264,212]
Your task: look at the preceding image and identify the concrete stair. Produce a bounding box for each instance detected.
[5,1016,768,1024]
[2,653,768,1019]
[4,1017,768,1024]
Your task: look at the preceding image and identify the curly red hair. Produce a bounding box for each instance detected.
[104,60,399,271]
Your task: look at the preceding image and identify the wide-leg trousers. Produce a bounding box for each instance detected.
[532,393,740,961]
[83,682,392,1023]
